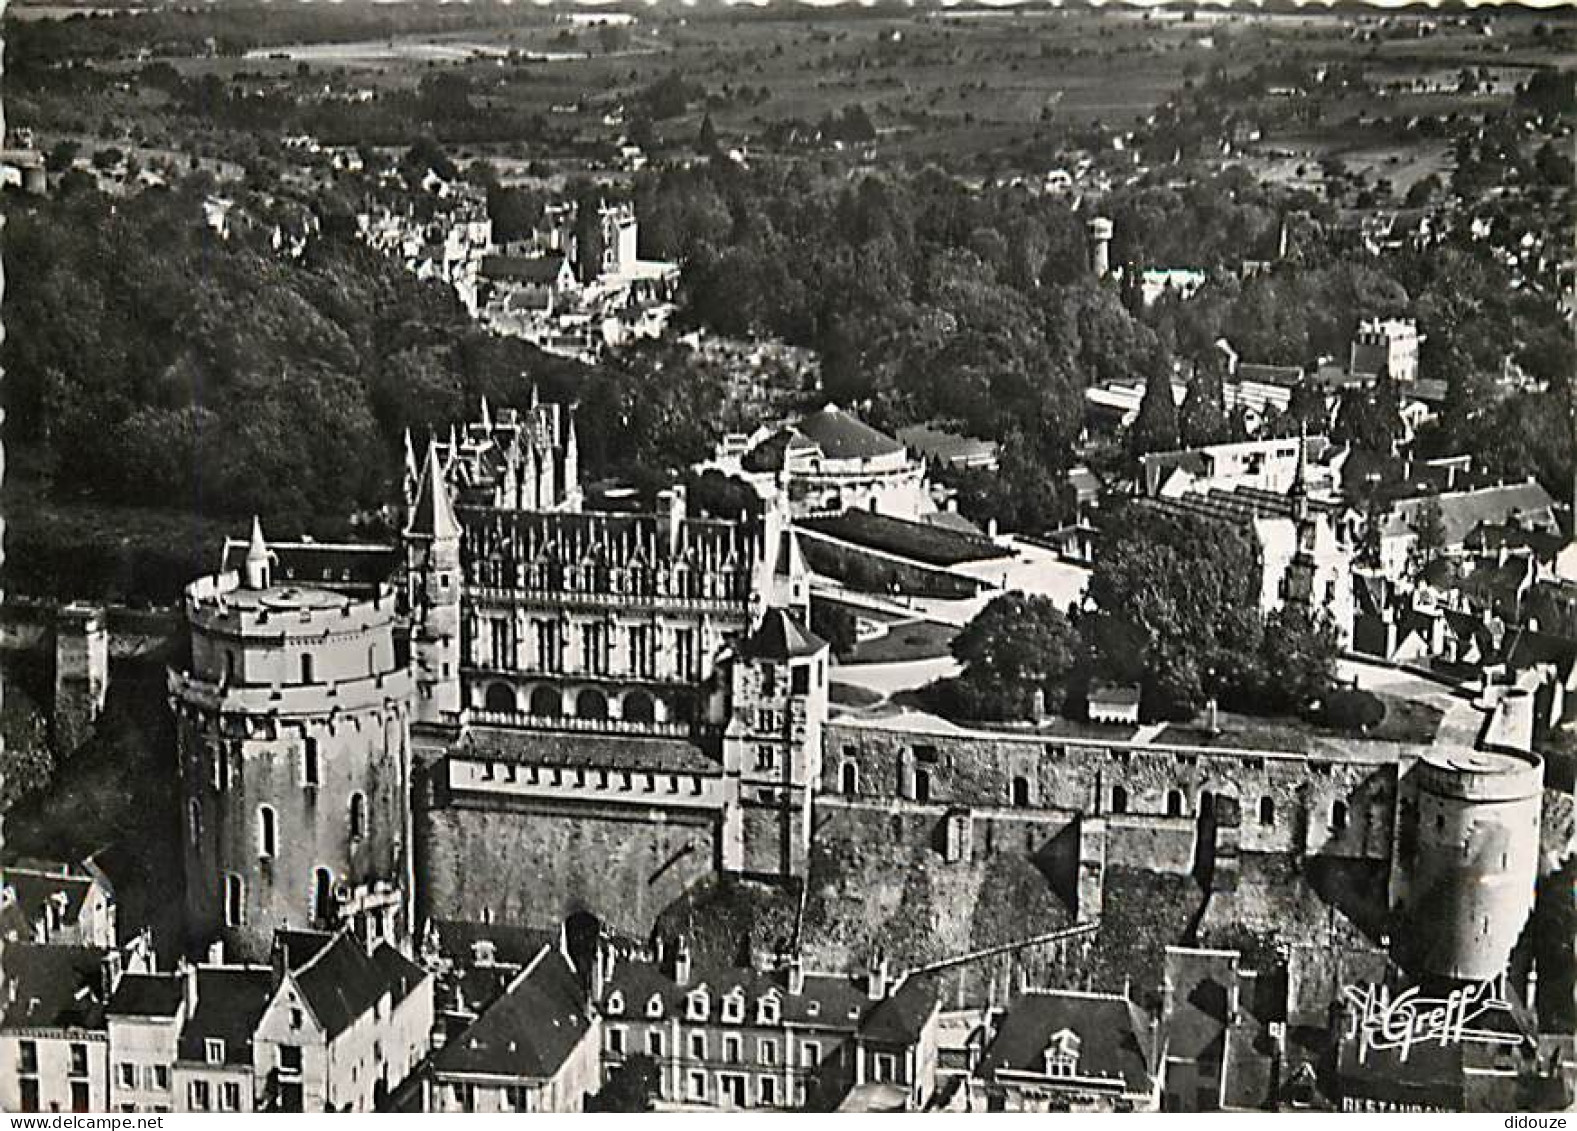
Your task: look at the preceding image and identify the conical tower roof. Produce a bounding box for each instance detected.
[407,442,460,540]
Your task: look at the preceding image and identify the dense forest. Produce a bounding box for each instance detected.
[5,145,1572,599]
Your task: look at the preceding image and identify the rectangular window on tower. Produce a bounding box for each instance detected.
[675,629,695,679]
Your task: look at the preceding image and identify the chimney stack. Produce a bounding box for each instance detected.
[787,958,805,997]
[179,959,199,1018]
[673,936,692,986]
[866,952,889,1001]
[656,485,688,558]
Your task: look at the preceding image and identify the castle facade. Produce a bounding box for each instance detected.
[170,397,1543,998]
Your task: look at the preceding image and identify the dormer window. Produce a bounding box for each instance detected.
[646,994,663,1019]
[722,989,745,1024]
[687,989,709,1022]
[606,991,625,1017]
[806,1001,820,1018]
[204,1039,226,1066]
[756,993,781,1026]
[1044,1029,1081,1078]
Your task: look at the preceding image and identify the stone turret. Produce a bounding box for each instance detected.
[406,443,463,727]
[1389,744,1543,983]
[243,516,272,590]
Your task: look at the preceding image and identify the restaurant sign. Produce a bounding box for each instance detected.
[1342,977,1524,1064]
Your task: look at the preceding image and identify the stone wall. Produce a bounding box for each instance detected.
[800,797,1080,981]
[823,721,1398,864]
[416,792,719,937]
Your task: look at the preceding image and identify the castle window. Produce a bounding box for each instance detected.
[300,654,315,685]
[724,1035,742,1063]
[756,745,777,771]
[490,617,513,670]
[582,623,609,676]
[311,867,334,927]
[303,739,320,787]
[1166,790,1185,817]
[188,799,202,845]
[793,664,811,694]
[841,762,858,798]
[624,690,656,725]
[914,769,932,804]
[485,683,516,713]
[349,793,366,841]
[1011,776,1030,808]
[1331,800,1348,833]
[761,664,778,698]
[675,630,695,679]
[576,688,609,721]
[628,627,654,679]
[224,874,244,927]
[529,686,562,718]
[225,650,239,684]
[691,776,703,795]
[535,621,563,673]
[1259,797,1276,826]
[258,806,277,858]
[1111,785,1128,814]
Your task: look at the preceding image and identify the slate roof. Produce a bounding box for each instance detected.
[5,871,93,930]
[600,960,873,1033]
[481,253,567,284]
[895,424,998,467]
[291,931,427,1041]
[431,946,591,1081]
[176,967,274,1066]
[979,989,1154,1094]
[457,727,718,775]
[107,973,184,1018]
[794,405,905,461]
[1383,481,1558,546]
[457,507,757,576]
[859,972,940,1045]
[1235,364,1305,388]
[409,444,461,541]
[0,944,109,1031]
[219,540,397,595]
[1090,684,1142,708]
[273,929,335,971]
[741,608,828,661]
[1505,628,1577,682]
[430,919,558,971]
[1464,521,1565,562]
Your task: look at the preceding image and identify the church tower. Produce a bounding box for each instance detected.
[406,443,463,727]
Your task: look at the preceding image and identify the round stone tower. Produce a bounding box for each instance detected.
[1389,745,1543,984]
[169,520,415,961]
